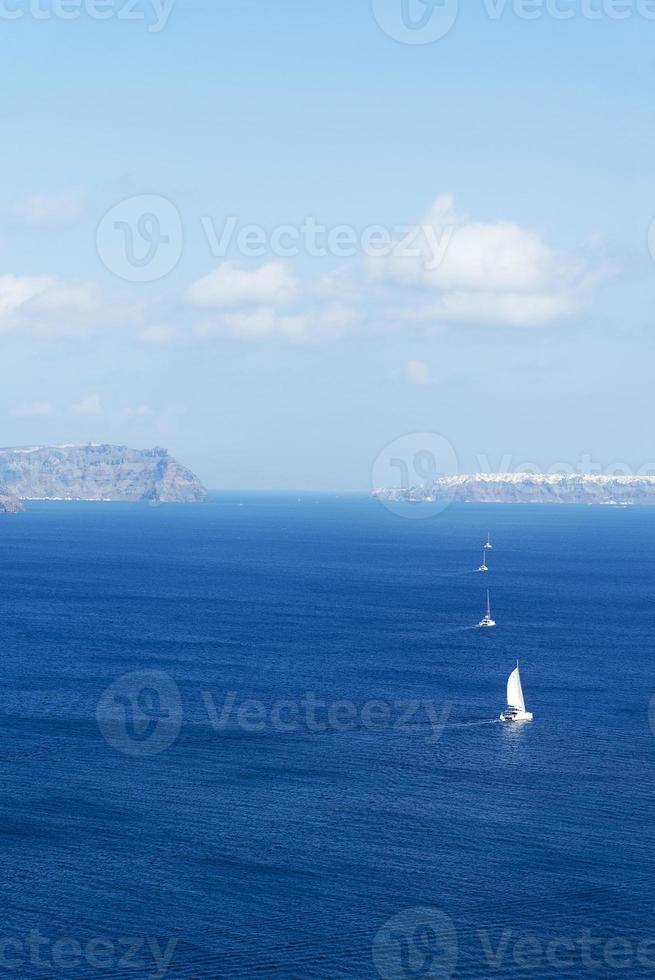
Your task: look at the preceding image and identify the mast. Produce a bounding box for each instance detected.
[486,590,491,618]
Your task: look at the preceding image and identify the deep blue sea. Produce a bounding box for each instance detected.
[1,495,654,978]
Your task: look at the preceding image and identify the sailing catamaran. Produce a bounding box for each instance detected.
[477,551,489,573]
[479,590,496,628]
[500,663,533,722]
[484,533,493,550]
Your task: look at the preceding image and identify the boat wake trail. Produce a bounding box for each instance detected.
[447,719,501,729]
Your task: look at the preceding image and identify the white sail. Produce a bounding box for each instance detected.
[507,666,526,712]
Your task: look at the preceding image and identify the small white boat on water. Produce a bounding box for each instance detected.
[500,663,533,722]
[477,551,489,573]
[479,591,496,628]
[484,534,493,550]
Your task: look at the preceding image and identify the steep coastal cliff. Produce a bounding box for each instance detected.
[0,444,207,504]
[0,487,22,512]
[373,473,655,506]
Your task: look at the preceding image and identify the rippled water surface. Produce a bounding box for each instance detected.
[1,496,654,977]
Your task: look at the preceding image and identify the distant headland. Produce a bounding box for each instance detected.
[0,444,207,511]
[373,473,655,507]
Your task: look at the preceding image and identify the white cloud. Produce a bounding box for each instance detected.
[0,196,607,347]
[196,303,358,341]
[433,222,562,293]
[368,194,603,328]
[27,282,99,317]
[11,192,83,228]
[183,197,605,338]
[137,324,181,346]
[188,260,358,340]
[10,401,53,418]
[187,261,301,310]
[414,291,579,327]
[406,359,431,386]
[0,273,102,337]
[72,394,101,416]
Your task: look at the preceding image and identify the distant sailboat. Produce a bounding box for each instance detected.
[479,590,496,628]
[484,533,493,550]
[500,663,533,722]
[477,551,489,573]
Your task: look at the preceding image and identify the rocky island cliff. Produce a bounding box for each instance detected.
[374,473,655,506]
[0,487,22,512]
[0,444,207,506]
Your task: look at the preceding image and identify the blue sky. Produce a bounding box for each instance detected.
[1,0,654,489]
